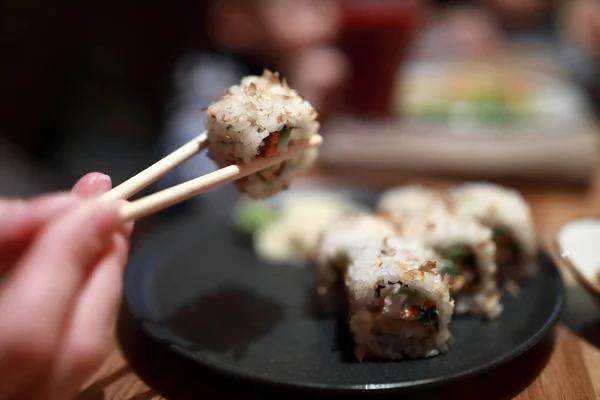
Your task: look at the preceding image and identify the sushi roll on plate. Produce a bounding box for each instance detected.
[205,70,320,199]
[402,207,502,320]
[315,213,396,314]
[346,237,454,361]
[377,185,449,228]
[449,182,537,280]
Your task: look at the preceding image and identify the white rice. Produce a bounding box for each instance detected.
[377,185,449,227]
[449,182,537,277]
[314,213,396,314]
[316,214,397,292]
[205,70,320,199]
[401,207,502,320]
[346,237,454,360]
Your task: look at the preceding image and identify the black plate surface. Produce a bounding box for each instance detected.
[123,187,564,394]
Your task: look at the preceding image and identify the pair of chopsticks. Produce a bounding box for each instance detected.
[101,132,323,222]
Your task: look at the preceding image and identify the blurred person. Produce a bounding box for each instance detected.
[0,172,131,400]
[562,0,600,56]
[559,0,600,111]
[415,6,507,60]
[483,0,550,30]
[418,0,558,61]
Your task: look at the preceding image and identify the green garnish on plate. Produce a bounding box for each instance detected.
[233,201,278,237]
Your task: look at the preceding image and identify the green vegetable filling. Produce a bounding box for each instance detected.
[420,306,439,331]
[394,286,426,307]
[439,245,480,289]
[444,245,476,269]
[439,259,460,276]
[276,127,293,154]
[395,286,440,332]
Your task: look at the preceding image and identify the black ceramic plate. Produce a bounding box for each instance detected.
[123,186,564,394]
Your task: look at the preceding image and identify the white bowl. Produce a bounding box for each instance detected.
[554,217,600,300]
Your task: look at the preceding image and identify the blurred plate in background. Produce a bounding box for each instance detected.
[398,60,590,133]
[320,59,599,187]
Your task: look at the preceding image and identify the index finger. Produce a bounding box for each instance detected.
[0,194,80,253]
[0,199,122,394]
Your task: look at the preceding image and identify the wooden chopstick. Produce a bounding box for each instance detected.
[101,132,209,201]
[119,134,323,222]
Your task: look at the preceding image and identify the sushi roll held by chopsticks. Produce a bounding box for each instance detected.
[100,70,323,222]
[347,237,454,361]
[205,70,320,199]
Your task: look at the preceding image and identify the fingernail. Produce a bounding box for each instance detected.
[91,174,112,195]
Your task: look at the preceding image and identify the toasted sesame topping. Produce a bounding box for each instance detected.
[246,82,258,96]
[419,260,437,272]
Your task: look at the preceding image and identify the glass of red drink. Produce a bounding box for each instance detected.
[337,0,429,118]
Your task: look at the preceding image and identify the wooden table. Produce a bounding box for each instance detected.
[77,169,600,400]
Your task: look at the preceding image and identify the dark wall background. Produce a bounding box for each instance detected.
[0,0,210,159]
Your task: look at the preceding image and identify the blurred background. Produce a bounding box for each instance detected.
[2,0,600,209]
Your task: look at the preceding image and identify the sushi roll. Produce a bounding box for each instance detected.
[402,208,502,320]
[205,70,320,199]
[315,213,396,315]
[449,182,537,280]
[377,185,448,228]
[346,237,454,361]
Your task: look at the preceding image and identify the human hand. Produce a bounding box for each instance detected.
[0,172,132,400]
